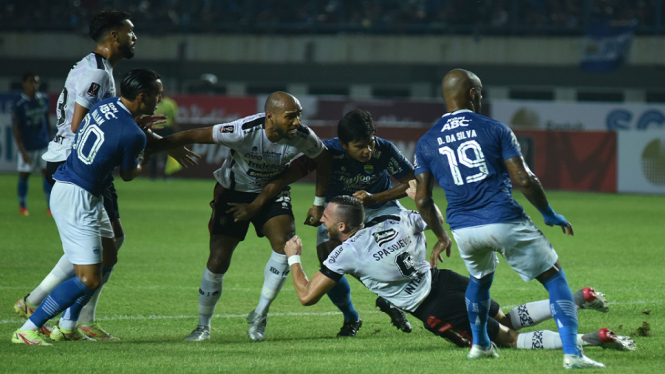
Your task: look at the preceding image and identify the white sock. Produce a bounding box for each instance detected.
[78,267,114,323]
[507,300,552,330]
[198,269,224,327]
[254,251,288,317]
[27,255,76,305]
[115,235,125,250]
[517,330,587,350]
[20,319,38,331]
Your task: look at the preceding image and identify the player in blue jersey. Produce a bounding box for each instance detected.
[229,109,416,337]
[412,69,604,369]
[11,68,162,345]
[11,72,52,216]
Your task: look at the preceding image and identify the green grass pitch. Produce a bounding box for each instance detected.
[0,173,663,373]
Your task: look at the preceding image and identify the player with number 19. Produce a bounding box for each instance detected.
[11,69,162,345]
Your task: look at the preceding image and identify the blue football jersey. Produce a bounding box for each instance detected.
[54,97,146,196]
[414,109,525,230]
[325,137,413,209]
[11,93,50,151]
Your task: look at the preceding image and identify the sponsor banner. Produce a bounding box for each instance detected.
[618,132,665,194]
[171,95,257,125]
[492,100,665,132]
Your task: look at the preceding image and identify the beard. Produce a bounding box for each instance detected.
[119,44,135,59]
[327,228,341,242]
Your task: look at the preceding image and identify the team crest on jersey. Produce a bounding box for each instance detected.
[87,83,101,97]
[364,164,374,174]
[221,125,234,133]
[373,229,398,246]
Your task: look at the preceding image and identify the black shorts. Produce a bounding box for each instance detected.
[208,183,293,241]
[411,268,501,348]
[47,160,120,222]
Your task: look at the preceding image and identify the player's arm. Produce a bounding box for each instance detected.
[149,126,216,152]
[354,170,415,207]
[119,134,148,182]
[413,172,452,267]
[11,109,30,162]
[143,127,200,167]
[284,236,337,306]
[227,155,316,222]
[70,103,90,133]
[505,156,573,235]
[305,147,332,226]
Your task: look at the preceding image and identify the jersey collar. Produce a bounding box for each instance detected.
[116,98,132,115]
[442,109,473,117]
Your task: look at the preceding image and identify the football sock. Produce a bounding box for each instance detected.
[27,255,76,305]
[466,273,494,349]
[42,177,52,208]
[18,177,28,208]
[326,276,360,321]
[255,251,288,317]
[23,277,93,330]
[115,235,125,250]
[59,290,95,330]
[507,300,552,330]
[542,269,580,356]
[198,268,224,327]
[516,330,587,350]
[78,266,114,324]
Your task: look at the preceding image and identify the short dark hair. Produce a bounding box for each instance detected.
[337,109,376,144]
[120,69,161,100]
[22,72,36,82]
[330,195,365,231]
[89,11,132,42]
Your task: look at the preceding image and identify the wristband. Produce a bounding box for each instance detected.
[287,255,301,266]
[313,196,325,206]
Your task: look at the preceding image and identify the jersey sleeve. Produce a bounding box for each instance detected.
[120,128,147,171]
[413,138,431,176]
[295,125,324,158]
[211,120,245,147]
[10,99,22,125]
[385,140,414,180]
[75,70,112,110]
[499,123,522,161]
[400,210,428,234]
[322,244,357,277]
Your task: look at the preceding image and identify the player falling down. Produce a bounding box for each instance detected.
[229,108,416,337]
[149,91,332,342]
[13,11,197,340]
[282,196,636,355]
[12,69,164,345]
[413,68,604,368]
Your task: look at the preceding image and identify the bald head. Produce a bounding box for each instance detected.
[265,91,299,114]
[263,91,303,141]
[442,69,482,113]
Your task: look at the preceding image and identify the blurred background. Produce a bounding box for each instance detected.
[1,0,664,193]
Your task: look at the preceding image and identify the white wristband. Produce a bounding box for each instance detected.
[287,255,301,266]
[313,196,325,206]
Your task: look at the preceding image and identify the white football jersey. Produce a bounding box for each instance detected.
[43,53,116,162]
[211,113,324,193]
[323,210,432,312]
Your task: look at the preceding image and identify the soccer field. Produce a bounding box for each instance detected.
[1,173,663,373]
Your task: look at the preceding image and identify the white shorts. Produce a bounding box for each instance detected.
[50,182,109,265]
[317,199,406,246]
[452,217,559,282]
[17,148,47,173]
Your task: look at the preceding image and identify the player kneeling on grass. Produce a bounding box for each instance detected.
[12,68,164,345]
[283,196,636,355]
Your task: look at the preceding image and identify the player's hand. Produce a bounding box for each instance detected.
[406,179,417,200]
[429,237,452,268]
[304,205,324,226]
[167,146,201,167]
[542,209,574,236]
[353,190,375,206]
[135,114,167,131]
[285,235,303,257]
[20,150,31,164]
[227,202,258,222]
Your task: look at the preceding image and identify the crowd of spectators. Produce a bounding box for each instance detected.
[1,0,661,34]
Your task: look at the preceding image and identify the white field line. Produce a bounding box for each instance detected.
[1,299,662,325]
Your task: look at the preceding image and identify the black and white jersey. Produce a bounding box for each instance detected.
[322,210,432,312]
[211,113,324,193]
[43,52,116,162]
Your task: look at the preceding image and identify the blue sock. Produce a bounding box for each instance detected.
[43,177,52,208]
[542,269,579,356]
[18,178,28,208]
[466,273,494,348]
[327,276,359,321]
[28,277,93,328]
